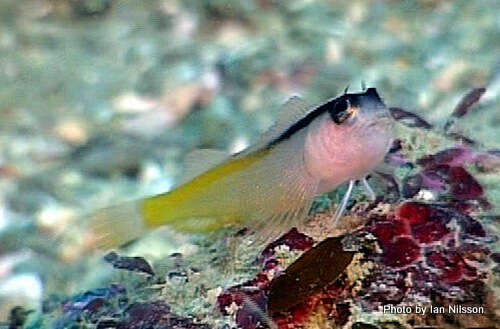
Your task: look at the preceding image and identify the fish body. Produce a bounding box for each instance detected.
[90,88,393,248]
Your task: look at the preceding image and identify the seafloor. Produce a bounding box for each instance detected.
[0,0,499,328]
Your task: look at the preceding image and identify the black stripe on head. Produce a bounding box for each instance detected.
[268,88,383,146]
[268,102,328,146]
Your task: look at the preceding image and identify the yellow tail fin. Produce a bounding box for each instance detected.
[87,201,148,249]
[87,151,264,249]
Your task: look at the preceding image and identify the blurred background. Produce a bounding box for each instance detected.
[1,0,500,325]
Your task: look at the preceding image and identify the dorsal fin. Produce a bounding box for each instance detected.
[178,149,228,185]
[256,96,311,147]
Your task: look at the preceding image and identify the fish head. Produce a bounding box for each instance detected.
[305,88,394,190]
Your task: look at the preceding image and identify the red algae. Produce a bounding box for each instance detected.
[419,170,447,191]
[273,299,317,329]
[218,203,493,328]
[384,139,411,166]
[217,228,317,329]
[382,236,421,267]
[402,174,423,198]
[414,147,492,206]
[396,202,431,226]
[417,147,472,167]
[417,146,500,177]
[217,141,496,329]
[458,243,491,263]
[427,250,477,283]
[449,166,484,200]
[260,227,314,259]
[456,214,487,238]
[393,202,451,244]
[370,217,410,248]
[217,230,355,329]
[375,172,400,202]
[412,221,449,244]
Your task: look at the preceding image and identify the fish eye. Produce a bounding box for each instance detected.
[329,97,352,124]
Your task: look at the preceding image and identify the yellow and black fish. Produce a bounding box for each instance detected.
[89,88,393,248]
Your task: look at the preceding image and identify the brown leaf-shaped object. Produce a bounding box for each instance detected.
[389,107,433,129]
[452,87,486,118]
[267,236,355,314]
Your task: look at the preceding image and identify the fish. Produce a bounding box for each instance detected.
[88,88,394,248]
